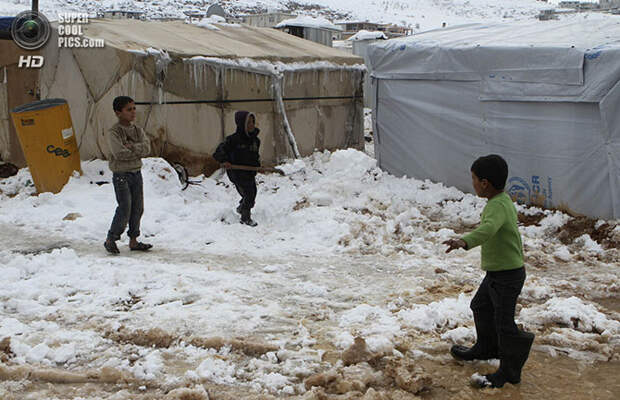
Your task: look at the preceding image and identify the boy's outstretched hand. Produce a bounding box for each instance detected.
[443,239,467,253]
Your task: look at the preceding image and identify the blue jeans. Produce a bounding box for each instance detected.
[107,171,144,241]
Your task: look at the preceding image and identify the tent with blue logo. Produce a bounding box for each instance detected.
[367,16,620,219]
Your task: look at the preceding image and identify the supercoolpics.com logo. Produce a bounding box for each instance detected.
[13,11,104,69]
[57,13,104,49]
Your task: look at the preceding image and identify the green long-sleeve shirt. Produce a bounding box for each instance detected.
[462,192,524,272]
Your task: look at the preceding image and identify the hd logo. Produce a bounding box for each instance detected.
[11,10,50,68]
[18,55,44,68]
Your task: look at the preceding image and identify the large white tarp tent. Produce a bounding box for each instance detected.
[368,17,620,219]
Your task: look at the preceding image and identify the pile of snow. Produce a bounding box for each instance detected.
[0,167,36,197]
[397,293,473,333]
[2,149,616,263]
[194,16,224,30]
[337,304,402,352]
[348,30,387,41]
[0,151,473,258]
[520,296,620,335]
[275,15,341,31]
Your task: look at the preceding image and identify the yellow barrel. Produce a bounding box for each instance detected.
[10,99,81,194]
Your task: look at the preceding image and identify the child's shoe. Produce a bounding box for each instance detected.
[241,217,258,227]
[104,240,120,254]
[451,344,497,361]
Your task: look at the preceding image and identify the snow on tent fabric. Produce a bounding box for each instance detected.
[367,16,620,219]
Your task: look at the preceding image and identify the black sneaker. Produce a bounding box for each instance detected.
[451,345,497,361]
[104,240,120,254]
[241,217,258,227]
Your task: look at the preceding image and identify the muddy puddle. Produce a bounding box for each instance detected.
[3,351,619,399]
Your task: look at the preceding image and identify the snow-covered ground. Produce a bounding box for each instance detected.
[0,144,618,399]
[0,0,605,32]
[1,1,619,398]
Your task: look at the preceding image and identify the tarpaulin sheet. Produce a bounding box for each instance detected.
[369,17,620,218]
[0,17,14,40]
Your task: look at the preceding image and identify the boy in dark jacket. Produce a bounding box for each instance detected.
[213,111,261,227]
[444,155,534,389]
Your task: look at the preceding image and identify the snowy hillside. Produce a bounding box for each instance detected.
[0,0,560,31]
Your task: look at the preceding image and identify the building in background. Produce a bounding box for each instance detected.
[336,21,410,39]
[336,21,384,39]
[538,9,559,20]
[100,10,145,19]
[558,1,581,8]
[601,0,620,9]
[276,16,342,47]
[239,11,296,28]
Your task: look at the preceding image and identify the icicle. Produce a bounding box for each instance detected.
[192,62,197,88]
[203,63,207,91]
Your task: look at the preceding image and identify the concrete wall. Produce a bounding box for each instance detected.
[242,13,295,28]
[303,27,335,47]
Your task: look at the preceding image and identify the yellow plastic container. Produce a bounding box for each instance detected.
[11,99,81,194]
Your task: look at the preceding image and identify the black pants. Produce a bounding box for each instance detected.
[232,178,257,219]
[107,171,144,241]
[471,267,534,382]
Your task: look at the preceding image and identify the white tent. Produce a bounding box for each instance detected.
[368,17,620,219]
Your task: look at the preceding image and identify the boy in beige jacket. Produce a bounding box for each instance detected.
[104,96,152,254]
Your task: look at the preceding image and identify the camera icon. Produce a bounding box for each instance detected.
[11,10,51,50]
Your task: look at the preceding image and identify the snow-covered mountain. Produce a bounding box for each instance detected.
[0,0,563,31]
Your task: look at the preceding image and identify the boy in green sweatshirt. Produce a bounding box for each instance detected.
[444,154,534,389]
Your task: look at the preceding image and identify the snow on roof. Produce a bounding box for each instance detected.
[78,19,361,64]
[193,15,235,31]
[276,15,342,31]
[368,15,620,102]
[348,30,387,41]
[385,15,620,49]
[335,20,384,25]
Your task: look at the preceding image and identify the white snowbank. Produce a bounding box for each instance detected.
[520,296,620,335]
[398,294,473,333]
[348,30,387,41]
[276,15,341,31]
[338,304,402,352]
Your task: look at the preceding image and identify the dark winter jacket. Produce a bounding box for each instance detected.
[213,111,261,181]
